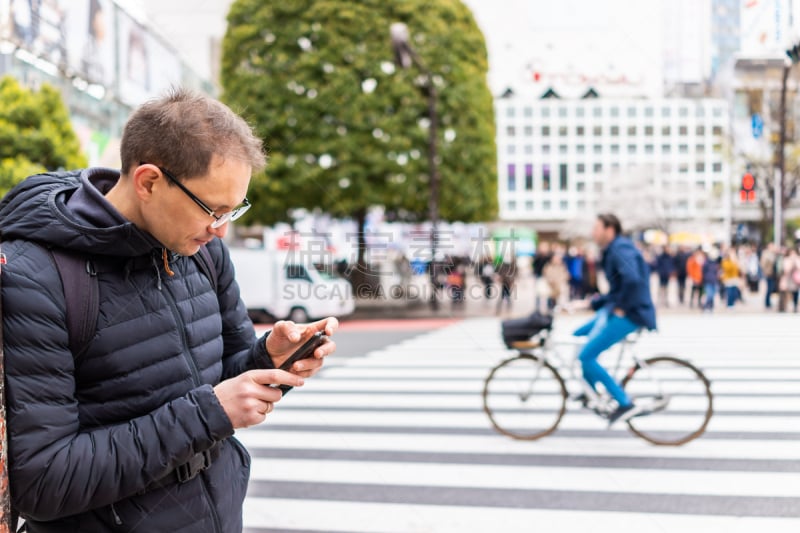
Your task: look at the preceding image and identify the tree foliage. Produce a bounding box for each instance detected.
[221,0,497,226]
[0,76,87,196]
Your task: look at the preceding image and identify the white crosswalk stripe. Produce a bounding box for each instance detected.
[241,314,800,533]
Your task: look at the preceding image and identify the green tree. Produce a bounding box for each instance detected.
[0,76,87,196]
[221,0,497,253]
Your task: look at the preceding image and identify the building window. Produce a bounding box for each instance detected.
[696,144,705,154]
[696,105,705,118]
[560,200,569,210]
[662,144,671,154]
[558,126,568,137]
[712,126,723,136]
[695,180,706,191]
[577,163,586,173]
[559,163,568,190]
[661,162,671,173]
[542,164,551,191]
[542,126,551,137]
[542,144,551,154]
[696,125,705,136]
[507,126,516,136]
[645,144,654,154]
[559,144,568,154]
[593,163,602,173]
[679,144,688,154]
[576,144,585,154]
[611,144,620,154]
[627,107,637,118]
[610,126,620,136]
[558,107,568,118]
[508,200,517,211]
[645,125,654,136]
[507,164,516,191]
[712,162,722,172]
[594,182,603,193]
[713,107,723,118]
[576,107,585,118]
[696,162,705,172]
[645,107,654,117]
[662,106,671,118]
[525,164,533,190]
[525,200,534,211]
[679,107,689,117]
[524,144,533,154]
[679,163,688,173]
[610,106,620,117]
[679,126,688,136]
[593,144,602,154]
[577,200,586,210]
[524,126,533,136]
[661,126,671,136]
[593,107,602,118]
[524,107,533,117]
[627,144,637,154]
[576,181,586,191]
[542,107,551,118]
[576,126,585,136]
[593,126,602,136]
[506,107,515,118]
[543,200,552,211]
[627,126,637,136]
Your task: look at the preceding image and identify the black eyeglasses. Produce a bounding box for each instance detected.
[144,163,251,229]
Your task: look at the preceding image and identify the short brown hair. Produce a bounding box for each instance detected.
[597,213,622,236]
[120,88,266,179]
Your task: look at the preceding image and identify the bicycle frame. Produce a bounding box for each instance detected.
[521,330,658,413]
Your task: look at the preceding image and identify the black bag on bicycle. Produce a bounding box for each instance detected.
[501,312,553,348]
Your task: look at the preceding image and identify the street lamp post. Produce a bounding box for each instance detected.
[391,22,441,310]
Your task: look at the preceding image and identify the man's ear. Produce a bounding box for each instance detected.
[130,164,161,202]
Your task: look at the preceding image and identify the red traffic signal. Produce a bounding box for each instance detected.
[742,173,755,191]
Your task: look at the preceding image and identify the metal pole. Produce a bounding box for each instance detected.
[426,78,440,311]
[777,61,790,246]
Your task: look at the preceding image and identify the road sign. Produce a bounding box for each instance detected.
[751,114,764,139]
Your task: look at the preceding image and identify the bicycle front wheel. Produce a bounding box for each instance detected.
[482,354,567,440]
[622,356,713,446]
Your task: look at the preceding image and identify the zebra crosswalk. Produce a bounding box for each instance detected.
[240,314,800,533]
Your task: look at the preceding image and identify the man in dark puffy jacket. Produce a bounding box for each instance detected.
[573,214,657,426]
[0,89,337,532]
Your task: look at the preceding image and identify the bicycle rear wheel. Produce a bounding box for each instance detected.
[482,354,567,440]
[622,356,713,446]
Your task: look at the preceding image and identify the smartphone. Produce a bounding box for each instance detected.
[275,331,328,394]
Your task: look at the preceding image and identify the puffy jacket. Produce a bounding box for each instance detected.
[592,236,657,331]
[0,169,272,532]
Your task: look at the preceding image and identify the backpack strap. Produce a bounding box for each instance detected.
[192,245,218,293]
[50,249,99,360]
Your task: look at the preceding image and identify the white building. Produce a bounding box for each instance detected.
[495,93,732,236]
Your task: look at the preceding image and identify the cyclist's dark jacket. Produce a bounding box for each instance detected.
[0,169,271,532]
[592,236,657,330]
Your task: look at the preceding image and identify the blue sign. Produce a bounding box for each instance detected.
[752,114,764,139]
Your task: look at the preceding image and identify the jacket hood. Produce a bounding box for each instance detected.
[0,168,161,257]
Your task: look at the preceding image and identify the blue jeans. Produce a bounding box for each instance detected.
[573,308,638,407]
[703,283,717,310]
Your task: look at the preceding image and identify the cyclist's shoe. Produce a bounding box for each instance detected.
[607,403,644,427]
[570,393,590,406]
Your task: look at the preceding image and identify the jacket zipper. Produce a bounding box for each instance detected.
[159,261,222,533]
[110,503,123,526]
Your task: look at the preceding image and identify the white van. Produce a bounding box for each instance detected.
[229,247,355,323]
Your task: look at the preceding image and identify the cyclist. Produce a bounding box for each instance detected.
[574,214,657,425]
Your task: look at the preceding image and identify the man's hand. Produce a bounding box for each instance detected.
[267,317,338,378]
[213,369,304,429]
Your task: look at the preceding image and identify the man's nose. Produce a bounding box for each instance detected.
[208,222,228,239]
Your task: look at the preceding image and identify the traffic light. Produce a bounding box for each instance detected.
[740,173,756,203]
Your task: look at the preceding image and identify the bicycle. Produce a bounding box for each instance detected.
[482,318,714,446]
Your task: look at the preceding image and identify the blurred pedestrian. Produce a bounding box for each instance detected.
[566,247,586,300]
[778,248,800,313]
[532,242,552,311]
[655,247,676,307]
[496,261,516,314]
[675,246,690,305]
[721,249,742,308]
[686,248,705,309]
[478,256,495,299]
[543,249,569,311]
[702,249,721,312]
[761,243,778,309]
[743,246,761,294]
